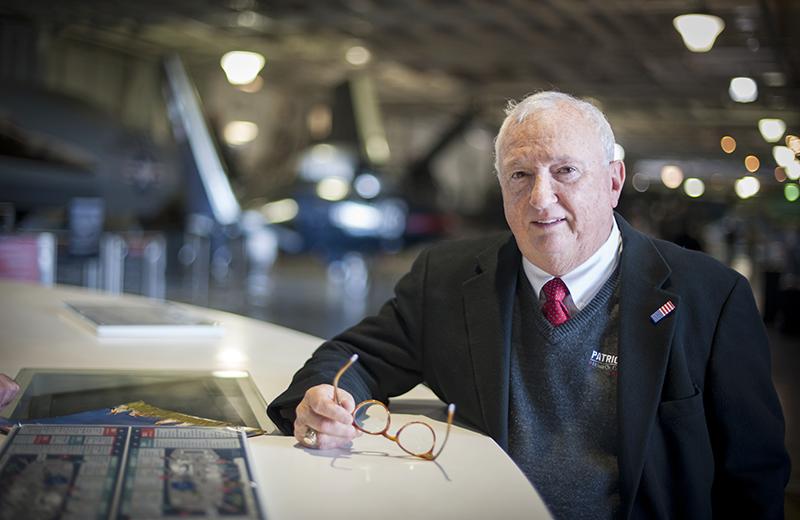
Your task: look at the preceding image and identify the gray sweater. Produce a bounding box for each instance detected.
[508,268,620,519]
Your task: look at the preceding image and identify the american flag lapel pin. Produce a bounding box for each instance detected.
[650,300,676,324]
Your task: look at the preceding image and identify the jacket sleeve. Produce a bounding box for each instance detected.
[706,274,790,518]
[267,249,430,435]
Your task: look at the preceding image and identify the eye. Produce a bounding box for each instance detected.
[555,166,577,175]
[553,165,581,179]
[509,171,529,180]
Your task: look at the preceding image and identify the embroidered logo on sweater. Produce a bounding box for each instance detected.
[589,350,618,373]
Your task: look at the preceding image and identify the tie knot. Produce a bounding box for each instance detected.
[542,277,568,304]
[541,277,570,326]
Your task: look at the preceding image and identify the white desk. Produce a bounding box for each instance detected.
[0,280,550,519]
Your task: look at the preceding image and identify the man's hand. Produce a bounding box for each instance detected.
[0,374,19,411]
[294,384,359,449]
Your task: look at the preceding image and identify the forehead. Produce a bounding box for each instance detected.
[500,109,605,167]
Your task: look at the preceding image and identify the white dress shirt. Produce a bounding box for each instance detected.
[522,219,622,314]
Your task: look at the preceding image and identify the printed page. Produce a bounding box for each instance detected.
[118,427,264,519]
[0,425,128,519]
[0,425,265,519]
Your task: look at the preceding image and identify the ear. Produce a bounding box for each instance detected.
[609,160,626,208]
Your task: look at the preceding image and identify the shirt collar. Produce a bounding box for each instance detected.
[522,219,622,311]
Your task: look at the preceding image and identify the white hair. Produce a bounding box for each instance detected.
[493,91,616,173]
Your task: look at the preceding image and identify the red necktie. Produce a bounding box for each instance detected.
[541,277,570,326]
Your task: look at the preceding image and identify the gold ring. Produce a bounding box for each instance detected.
[302,426,318,447]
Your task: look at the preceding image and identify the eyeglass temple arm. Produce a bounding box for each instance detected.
[332,353,359,404]
[431,403,456,460]
[333,356,455,461]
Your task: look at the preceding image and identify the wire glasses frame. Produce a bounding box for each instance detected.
[332,354,456,461]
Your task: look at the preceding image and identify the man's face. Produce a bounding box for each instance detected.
[497,107,625,275]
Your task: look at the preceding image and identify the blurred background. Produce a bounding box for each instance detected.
[0,0,798,511]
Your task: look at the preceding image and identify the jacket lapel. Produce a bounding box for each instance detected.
[615,215,681,518]
[462,234,519,450]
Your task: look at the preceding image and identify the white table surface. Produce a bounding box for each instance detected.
[0,280,550,519]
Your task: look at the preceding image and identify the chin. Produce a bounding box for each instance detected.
[527,228,565,246]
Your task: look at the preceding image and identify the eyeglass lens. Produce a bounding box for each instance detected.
[353,402,389,434]
[396,422,435,456]
[354,402,436,457]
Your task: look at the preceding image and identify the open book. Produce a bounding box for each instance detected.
[0,424,264,519]
[65,300,224,338]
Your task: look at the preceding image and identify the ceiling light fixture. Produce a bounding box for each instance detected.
[720,135,736,153]
[787,135,800,159]
[785,184,800,202]
[735,176,760,199]
[683,178,705,198]
[316,177,350,201]
[631,173,650,192]
[661,165,684,189]
[354,173,382,199]
[261,199,299,224]
[223,121,259,146]
[729,77,758,103]
[346,46,372,66]
[744,155,760,173]
[773,146,795,167]
[758,119,786,143]
[786,163,800,181]
[220,51,266,85]
[673,13,725,52]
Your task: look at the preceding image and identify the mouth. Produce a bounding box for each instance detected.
[531,217,566,227]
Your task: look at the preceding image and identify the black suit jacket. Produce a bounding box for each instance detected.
[268,214,789,519]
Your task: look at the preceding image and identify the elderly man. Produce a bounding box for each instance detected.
[268,91,789,518]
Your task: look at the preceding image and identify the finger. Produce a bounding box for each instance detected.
[334,389,357,414]
[308,413,358,439]
[0,376,19,396]
[301,385,347,418]
[295,400,357,440]
[315,432,354,450]
[1,382,19,407]
[306,391,355,425]
[293,419,354,450]
[293,420,313,446]
[297,406,357,439]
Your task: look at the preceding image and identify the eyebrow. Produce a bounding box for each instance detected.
[501,154,588,170]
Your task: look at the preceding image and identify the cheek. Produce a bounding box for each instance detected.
[502,200,517,224]
[568,191,609,230]
[503,197,527,228]
[570,187,604,211]
[501,186,524,208]
[503,184,527,201]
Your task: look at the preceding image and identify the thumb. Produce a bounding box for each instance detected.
[335,388,357,414]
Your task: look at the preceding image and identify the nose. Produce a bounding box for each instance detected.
[528,175,557,210]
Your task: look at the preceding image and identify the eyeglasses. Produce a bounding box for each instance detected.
[333,354,455,461]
